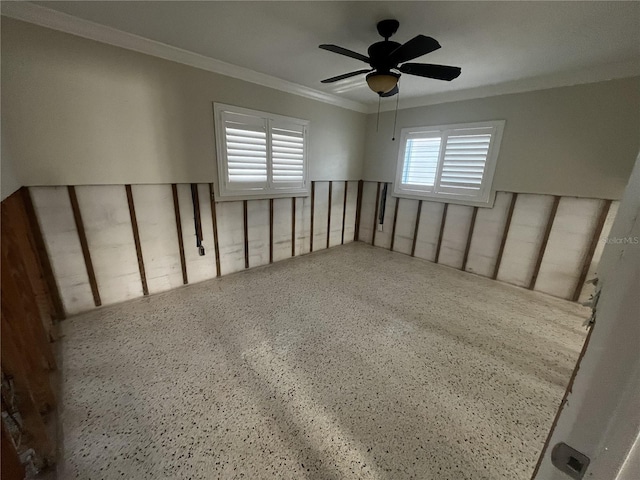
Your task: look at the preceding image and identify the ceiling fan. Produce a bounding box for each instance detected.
[319,19,461,97]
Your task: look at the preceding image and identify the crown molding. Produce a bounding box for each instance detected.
[372,59,640,114]
[1,1,369,114]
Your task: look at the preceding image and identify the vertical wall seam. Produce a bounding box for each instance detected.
[571,199,612,302]
[291,197,296,257]
[341,181,348,245]
[354,180,364,241]
[125,185,149,296]
[493,192,518,280]
[67,186,101,306]
[461,207,478,271]
[371,182,381,246]
[269,198,274,264]
[529,195,561,290]
[434,203,448,264]
[208,184,221,277]
[21,187,66,320]
[390,197,399,252]
[410,200,422,257]
[171,184,188,285]
[243,200,249,269]
[310,182,315,252]
[326,181,332,249]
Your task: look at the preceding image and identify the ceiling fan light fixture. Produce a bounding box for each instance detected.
[366,72,400,95]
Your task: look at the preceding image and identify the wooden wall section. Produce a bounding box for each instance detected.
[1,188,60,474]
[357,181,618,302]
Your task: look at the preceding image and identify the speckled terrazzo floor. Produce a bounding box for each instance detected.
[57,243,588,480]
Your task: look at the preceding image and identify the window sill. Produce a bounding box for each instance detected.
[393,189,496,208]
[214,189,310,202]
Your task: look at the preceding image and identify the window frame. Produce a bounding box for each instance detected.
[393,120,505,207]
[213,103,310,201]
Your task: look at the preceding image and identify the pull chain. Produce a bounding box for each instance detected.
[392,83,400,141]
[376,94,381,132]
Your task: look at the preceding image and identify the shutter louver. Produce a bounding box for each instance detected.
[438,132,492,195]
[271,124,305,188]
[402,137,441,187]
[223,112,268,187]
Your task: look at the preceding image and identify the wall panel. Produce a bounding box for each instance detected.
[373,186,397,250]
[497,194,555,287]
[358,182,378,244]
[216,201,245,276]
[75,185,143,306]
[312,182,329,251]
[465,192,513,277]
[438,205,474,269]
[30,187,94,315]
[247,199,270,268]
[296,197,312,256]
[392,199,419,255]
[131,184,183,294]
[535,198,602,299]
[343,181,358,243]
[329,181,345,248]
[413,201,445,262]
[272,198,292,263]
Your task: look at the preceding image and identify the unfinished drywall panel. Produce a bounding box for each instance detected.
[392,198,419,255]
[130,184,183,294]
[438,204,474,269]
[497,194,555,287]
[578,201,620,303]
[535,198,603,299]
[328,181,345,248]
[358,182,378,244]
[74,185,143,305]
[465,192,513,277]
[413,201,445,262]
[247,199,270,268]
[295,196,311,256]
[312,181,329,251]
[373,186,397,249]
[216,201,245,276]
[272,198,292,263]
[176,184,216,284]
[29,186,94,315]
[343,181,358,243]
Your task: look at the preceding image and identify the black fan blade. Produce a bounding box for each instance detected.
[319,44,370,63]
[380,85,399,97]
[321,69,372,84]
[387,35,440,66]
[399,63,461,81]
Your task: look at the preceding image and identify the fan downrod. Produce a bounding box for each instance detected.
[376,19,399,40]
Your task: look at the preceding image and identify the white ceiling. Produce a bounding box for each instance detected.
[10,1,640,111]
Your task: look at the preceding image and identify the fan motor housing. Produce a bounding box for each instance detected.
[368,41,401,70]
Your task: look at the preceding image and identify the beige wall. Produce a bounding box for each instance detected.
[1,18,366,188]
[363,77,640,200]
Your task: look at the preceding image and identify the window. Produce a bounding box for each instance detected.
[394,121,504,206]
[214,103,309,200]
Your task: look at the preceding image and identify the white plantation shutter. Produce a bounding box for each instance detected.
[271,122,306,188]
[395,121,504,205]
[214,104,309,199]
[437,129,493,196]
[222,111,268,189]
